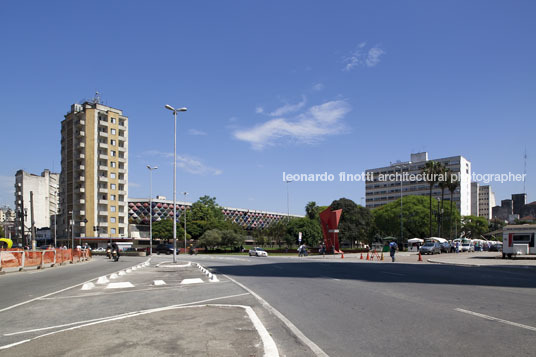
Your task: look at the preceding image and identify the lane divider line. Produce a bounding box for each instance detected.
[455,308,536,332]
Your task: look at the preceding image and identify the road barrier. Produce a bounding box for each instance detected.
[0,248,91,272]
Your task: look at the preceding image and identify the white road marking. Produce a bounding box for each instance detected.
[455,308,536,332]
[152,280,166,286]
[105,282,135,289]
[223,274,329,357]
[180,278,204,285]
[81,283,95,291]
[0,292,250,348]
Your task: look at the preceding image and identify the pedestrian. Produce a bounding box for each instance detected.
[298,244,303,257]
[389,241,398,262]
[455,241,459,253]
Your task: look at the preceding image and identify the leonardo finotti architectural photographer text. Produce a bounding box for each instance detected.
[282,172,526,184]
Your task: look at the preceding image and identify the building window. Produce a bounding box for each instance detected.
[110,184,116,190]
[111,228,116,234]
[111,150,116,157]
[111,161,116,168]
[111,129,116,135]
[110,194,116,201]
[111,206,116,212]
[110,173,116,179]
[110,140,116,146]
[110,217,116,223]
[111,118,116,124]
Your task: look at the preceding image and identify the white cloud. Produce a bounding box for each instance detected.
[255,107,264,114]
[366,47,385,67]
[269,96,307,117]
[142,150,222,176]
[343,43,384,70]
[234,100,351,150]
[128,182,141,188]
[312,83,324,91]
[188,128,207,136]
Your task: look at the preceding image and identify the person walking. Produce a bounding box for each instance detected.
[389,241,398,262]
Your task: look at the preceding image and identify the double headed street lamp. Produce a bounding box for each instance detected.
[147,165,158,255]
[165,104,187,263]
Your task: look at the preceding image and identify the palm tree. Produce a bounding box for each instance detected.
[437,166,449,237]
[447,173,460,239]
[423,161,439,237]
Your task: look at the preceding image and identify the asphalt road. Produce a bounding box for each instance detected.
[179,255,536,357]
[1,254,535,356]
[0,255,148,311]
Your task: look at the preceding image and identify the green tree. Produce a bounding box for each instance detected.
[423,161,441,237]
[305,201,320,220]
[151,219,187,241]
[373,195,461,241]
[489,218,506,232]
[447,172,460,239]
[286,217,323,247]
[461,216,489,238]
[0,225,4,237]
[330,198,373,247]
[198,229,222,250]
[265,220,288,248]
[221,229,245,250]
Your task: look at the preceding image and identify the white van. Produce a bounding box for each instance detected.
[502,225,536,258]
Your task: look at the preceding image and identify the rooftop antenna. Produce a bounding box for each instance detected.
[93,91,101,104]
[523,146,527,194]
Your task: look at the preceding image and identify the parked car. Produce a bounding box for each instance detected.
[489,243,503,252]
[249,247,268,257]
[461,242,474,252]
[440,241,451,253]
[419,242,441,255]
[155,244,180,255]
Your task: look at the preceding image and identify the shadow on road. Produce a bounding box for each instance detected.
[209,261,536,289]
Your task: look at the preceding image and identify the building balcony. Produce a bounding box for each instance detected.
[98,176,108,182]
[99,131,108,138]
[98,199,108,205]
[78,153,85,159]
[99,165,108,171]
[76,187,85,193]
[99,142,108,149]
[118,146,126,152]
[77,142,85,148]
[98,211,108,216]
[77,119,85,126]
[99,120,108,126]
[78,176,85,182]
[98,222,108,227]
[79,210,85,216]
[78,165,85,171]
[98,188,108,194]
[79,199,85,205]
[118,179,126,185]
[117,157,126,163]
[77,131,85,137]
[99,154,108,160]
[118,168,126,174]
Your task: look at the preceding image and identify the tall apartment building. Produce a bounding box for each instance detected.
[14,170,59,236]
[471,182,495,219]
[512,193,527,215]
[60,100,128,240]
[365,152,472,216]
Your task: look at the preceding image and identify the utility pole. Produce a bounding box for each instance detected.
[30,191,36,250]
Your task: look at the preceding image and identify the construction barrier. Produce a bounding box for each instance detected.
[0,248,91,272]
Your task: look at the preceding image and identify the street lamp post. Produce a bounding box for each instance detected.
[285,180,292,221]
[395,165,407,248]
[182,192,188,253]
[165,104,187,263]
[147,165,158,255]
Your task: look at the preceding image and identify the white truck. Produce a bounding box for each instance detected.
[502,224,536,259]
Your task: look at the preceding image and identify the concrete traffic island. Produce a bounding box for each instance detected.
[0,306,271,357]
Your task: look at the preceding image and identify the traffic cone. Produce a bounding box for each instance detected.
[341,252,344,259]
[360,252,363,260]
[418,252,423,262]
[381,252,384,261]
[366,252,370,260]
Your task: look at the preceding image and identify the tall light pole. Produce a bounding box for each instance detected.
[285,180,292,221]
[165,104,187,263]
[395,165,406,247]
[147,165,158,255]
[182,192,188,253]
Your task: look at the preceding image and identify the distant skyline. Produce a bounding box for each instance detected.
[0,0,534,214]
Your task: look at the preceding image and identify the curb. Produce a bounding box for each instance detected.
[427,259,536,270]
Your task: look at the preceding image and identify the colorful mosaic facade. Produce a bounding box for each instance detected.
[128,198,302,230]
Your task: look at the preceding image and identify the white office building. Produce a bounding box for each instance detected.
[14,169,60,230]
[471,182,496,219]
[365,152,472,216]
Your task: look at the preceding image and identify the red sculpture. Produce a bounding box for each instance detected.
[319,207,342,253]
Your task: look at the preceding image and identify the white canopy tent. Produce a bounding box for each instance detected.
[408,238,424,251]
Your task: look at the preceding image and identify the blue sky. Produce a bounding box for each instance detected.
[0,0,534,214]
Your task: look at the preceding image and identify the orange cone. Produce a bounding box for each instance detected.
[366,252,370,260]
[418,252,423,262]
[360,252,363,260]
[341,252,344,259]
